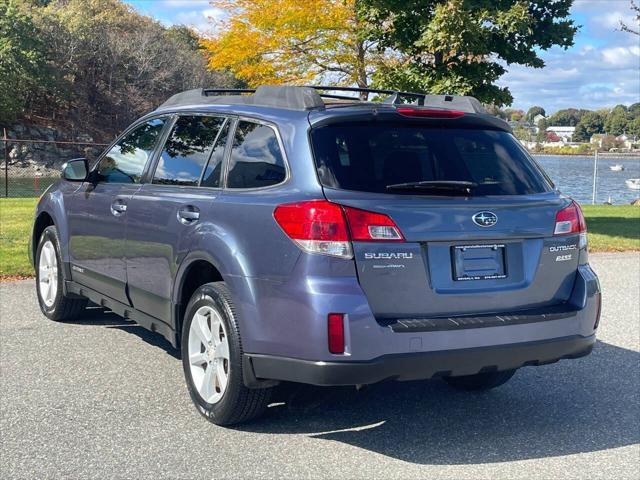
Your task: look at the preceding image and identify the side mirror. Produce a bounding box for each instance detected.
[61,158,89,182]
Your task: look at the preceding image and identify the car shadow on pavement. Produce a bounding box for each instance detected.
[240,340,640,465]
[63,306,180,359]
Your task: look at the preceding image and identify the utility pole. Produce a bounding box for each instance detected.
[591,149,598,205]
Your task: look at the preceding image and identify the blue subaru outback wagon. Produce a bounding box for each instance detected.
[30,86,601,425]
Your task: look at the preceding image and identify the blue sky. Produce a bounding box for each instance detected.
[125,0,639,114]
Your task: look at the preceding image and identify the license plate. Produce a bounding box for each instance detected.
[452,244,507,281]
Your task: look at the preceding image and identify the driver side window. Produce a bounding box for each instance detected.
[97,118,166,183]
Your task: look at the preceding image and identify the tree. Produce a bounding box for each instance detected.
[0,0,49,123]
[512,125,530,142]
[526,106,546,123]
[619,0,639,36]
[627,117,640,138]
[604,105,629,135]
[201,0,379,89]
[361,0,577,106]
[573,111,604,142]
[535,118,548,142]
[27,0,238,135]
[547,108,589,126]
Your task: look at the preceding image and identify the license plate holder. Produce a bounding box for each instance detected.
[452,244,507,281]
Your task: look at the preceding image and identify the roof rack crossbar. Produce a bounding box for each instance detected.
[158,85,486,114]
[306,85,427,104]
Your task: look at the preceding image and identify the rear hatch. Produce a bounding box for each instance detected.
[309,111,581,319]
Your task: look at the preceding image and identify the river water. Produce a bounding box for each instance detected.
[534,155,640,205]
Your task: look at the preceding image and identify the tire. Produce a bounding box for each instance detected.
[181,282,273,426]
[35,225,87,321]
[444,369,517,391]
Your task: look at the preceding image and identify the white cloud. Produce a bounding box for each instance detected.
[498,1,640,113]
[174,7,225,33]
[601,45,640,67]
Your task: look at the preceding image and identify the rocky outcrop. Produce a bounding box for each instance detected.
[1,123,105,177]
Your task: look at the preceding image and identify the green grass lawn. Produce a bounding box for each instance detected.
[0,198,37,278]
[1,198,638,279]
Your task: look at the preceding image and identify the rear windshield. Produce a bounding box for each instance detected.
[310,125,552,195]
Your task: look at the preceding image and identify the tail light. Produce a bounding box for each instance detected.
[343,206,404,242]
[554,201,588,249]
[273,200,404,259]
[328,313,345,354]
[396,107,465,118]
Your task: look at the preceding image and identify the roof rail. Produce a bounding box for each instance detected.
[158,85,486,114]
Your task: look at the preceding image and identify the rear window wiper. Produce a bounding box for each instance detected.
[386,180,478,194]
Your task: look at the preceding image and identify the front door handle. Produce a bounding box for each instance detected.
[111,199,127,216]
[177,206,200,225]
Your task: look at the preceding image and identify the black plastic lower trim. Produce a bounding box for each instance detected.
[245,334,595,386]
[382,303,579,333]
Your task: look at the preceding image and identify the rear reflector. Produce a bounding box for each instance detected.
[328,313,345,354]
[396,107,465,118]
[554,201,586,235]
[273,200,404,258]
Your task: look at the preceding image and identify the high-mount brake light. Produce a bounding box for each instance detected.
[396,107,465,118]
[273,201,404,259]
[554,201,588,249]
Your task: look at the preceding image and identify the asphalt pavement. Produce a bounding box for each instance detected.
[1,253,639,479]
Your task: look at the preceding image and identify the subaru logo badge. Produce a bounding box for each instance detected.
[472,211,498,227]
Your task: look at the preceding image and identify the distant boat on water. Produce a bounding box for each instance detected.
[609,164,625,171]
[625,178,640,190]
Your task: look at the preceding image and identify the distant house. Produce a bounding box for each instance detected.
[533,114,546,126]
[616,134,633,149]
[546,126,575,142]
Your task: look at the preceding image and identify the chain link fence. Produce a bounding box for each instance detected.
[1,128,107,197]
[533,152,640,205]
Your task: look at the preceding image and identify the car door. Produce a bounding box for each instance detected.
[124,114,231,322]
[66,117,168,304]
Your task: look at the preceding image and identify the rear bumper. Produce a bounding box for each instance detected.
[245,334,595,386]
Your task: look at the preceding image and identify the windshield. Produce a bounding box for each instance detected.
[310,124,552,195]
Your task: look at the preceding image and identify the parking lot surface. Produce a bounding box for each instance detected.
[1,253,639,479]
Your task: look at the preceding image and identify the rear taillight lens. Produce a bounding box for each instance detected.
[343,206,404,242]
[396,107,465,118]
[273,200,351,258]
[273,201,404,258]
[554,201,586,235]
[328,313,345,354]
[554,201,588,249]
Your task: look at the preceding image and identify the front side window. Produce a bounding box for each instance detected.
[97,118,166,183]
[227,121,286,189]
[153,115,226,186]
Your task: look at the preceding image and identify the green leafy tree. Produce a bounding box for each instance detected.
[546,108,589,126]
[627,102,640,117]
[512,125,531,142]
[362,0,577,106]
[0,0,49,123]
[627,117,640,138]
[535,118,548,142]
[604,105,630,135]
[573,111,604,142]
[526,106,546,123]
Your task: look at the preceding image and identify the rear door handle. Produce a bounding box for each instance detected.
[177,206,200,225]
[110,199,127,216]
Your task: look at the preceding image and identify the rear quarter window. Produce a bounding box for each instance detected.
[227,120,287,189]
[311,125,551,196]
